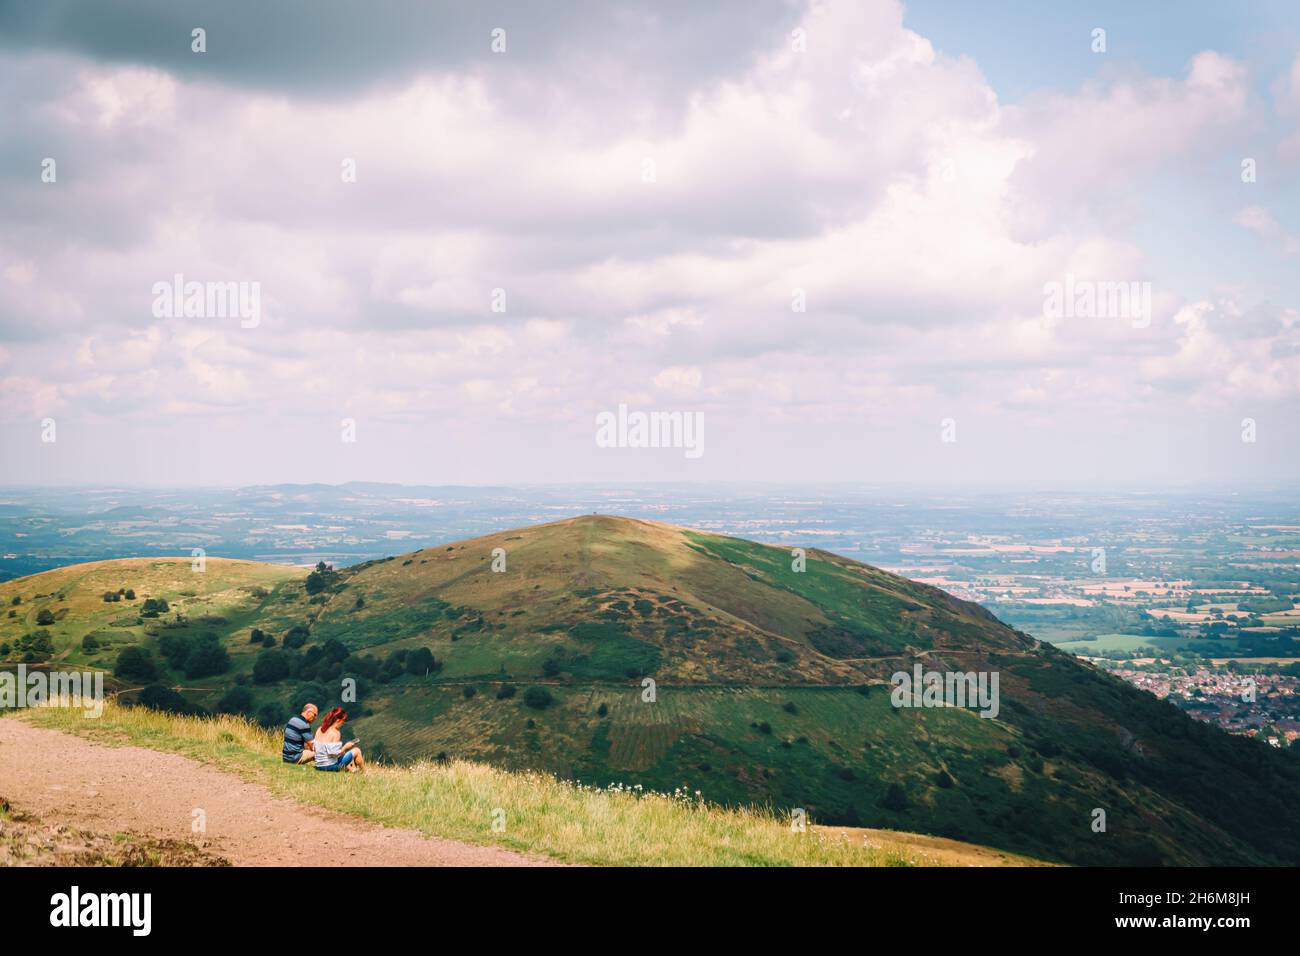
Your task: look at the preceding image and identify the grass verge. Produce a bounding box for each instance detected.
[17,702,1045,867]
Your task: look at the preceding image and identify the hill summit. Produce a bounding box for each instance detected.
[4,514,1300,866]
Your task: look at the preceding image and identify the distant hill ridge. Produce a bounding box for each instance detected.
[4,514,1300,866]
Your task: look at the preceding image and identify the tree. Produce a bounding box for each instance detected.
[255,704,284,729]
[249,628,265,644]
[124,589,136,600]
[114,646,159,683]
[378,650,407,683]
[81,634,99,652]
[406,647,437,676]
[524,686,553,710]
[216,685,255,715]
[284,625,310,649]
[881,783,909,812]
[141,597,169,618]
[253,648,292,684]
[305,564,336,596]
[136,684,202,716]
[183,641,231,679]
[35,608,55,626]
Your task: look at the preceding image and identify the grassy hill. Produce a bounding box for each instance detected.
[5,514,1300,866]
[16,701,1043,867]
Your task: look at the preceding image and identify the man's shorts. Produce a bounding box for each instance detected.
[316,749,357,772]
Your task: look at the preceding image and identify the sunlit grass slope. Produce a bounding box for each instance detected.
[18,703,1043,867]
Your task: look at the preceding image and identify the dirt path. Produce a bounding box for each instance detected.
[0,720,553,866]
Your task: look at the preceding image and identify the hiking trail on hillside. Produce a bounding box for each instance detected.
[0,720,553,867]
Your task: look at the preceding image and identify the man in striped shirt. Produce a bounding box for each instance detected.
[281,702,318,764]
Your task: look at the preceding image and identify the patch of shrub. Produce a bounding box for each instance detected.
[114,646,159,682]
[524,686,553,710]
[881,783,909,812]
[216,685,255,715]
[406,647,439,676]
[253,648,292,684]
[135,684,203,716]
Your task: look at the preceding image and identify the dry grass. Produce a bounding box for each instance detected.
[20,703,1044,867]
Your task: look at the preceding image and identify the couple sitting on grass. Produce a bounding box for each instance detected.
[281,702,365,773]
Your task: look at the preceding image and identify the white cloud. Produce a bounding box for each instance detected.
[0,0,1295,484]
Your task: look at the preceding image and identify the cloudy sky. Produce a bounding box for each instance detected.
[1,0,1298,487]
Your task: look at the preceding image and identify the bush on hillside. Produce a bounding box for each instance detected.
[114,646,159,682]
[524,686,553,710]
[406,647,438,676]
[135,684,203,716]
[253,648,292,684]
[881,783,909,812]
[183,641,231,680]
[216,685,255,715]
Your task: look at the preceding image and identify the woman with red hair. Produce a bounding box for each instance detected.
[312,706,365,773]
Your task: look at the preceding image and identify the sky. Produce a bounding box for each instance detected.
[1,0,1297,488]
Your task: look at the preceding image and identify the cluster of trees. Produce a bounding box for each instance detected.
[305,561,341,596]
[101,588,137,603]
[113,632,232,683]
[114,645,159,682]
[8,629,54,663]
[140,597,170,618]
[159,631,231,680]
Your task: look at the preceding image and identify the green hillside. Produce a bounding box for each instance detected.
[4,514,1300,867]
